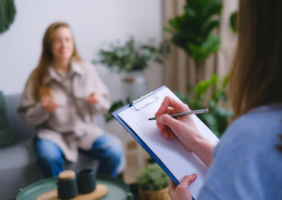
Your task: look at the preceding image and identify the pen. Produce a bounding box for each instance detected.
[148,108,209,120]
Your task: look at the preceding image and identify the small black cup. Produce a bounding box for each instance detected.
[77,168,96,194]
[57,178,78,199]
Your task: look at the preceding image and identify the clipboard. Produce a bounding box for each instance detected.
[112,86,181,184]
[112,85,218,199]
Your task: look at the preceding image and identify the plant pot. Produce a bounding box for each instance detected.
[138,187,170,200]
[122,71,149,102]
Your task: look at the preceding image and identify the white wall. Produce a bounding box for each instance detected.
[0,0,163,101]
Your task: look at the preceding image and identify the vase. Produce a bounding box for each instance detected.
[138,187,170,200]
[122,71,149,102]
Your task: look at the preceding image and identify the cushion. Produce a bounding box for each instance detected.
[0,91,14,148]
[5,94,36,142]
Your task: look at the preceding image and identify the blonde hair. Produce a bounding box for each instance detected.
[32,22,81,102]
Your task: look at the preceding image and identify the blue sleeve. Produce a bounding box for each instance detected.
[196,114,278,200]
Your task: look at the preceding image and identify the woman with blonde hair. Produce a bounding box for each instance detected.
[155,0,282,199]
[18,22,122,178]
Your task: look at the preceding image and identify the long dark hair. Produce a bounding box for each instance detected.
[229,0,282,118]
[229,1,282,151]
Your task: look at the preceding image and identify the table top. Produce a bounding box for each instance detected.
[17,174,133,200]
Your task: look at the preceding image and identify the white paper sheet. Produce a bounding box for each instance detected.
[118,87,219,198]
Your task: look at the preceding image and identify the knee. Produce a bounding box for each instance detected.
[37,150,62,167]
[38,151,62,164]
[106,146,122,163]
[35,140,63,164]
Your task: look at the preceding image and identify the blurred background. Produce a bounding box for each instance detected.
[0,0,238,199]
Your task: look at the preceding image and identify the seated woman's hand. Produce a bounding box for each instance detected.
[87,93,100,105]
[155,96,202,152]
[168,174,197,200]
[41,96,59,112]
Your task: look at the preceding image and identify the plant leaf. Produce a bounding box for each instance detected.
[230,11,238,33]
[189,34,220,62]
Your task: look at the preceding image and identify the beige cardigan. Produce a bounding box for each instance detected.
[18,61,110,162]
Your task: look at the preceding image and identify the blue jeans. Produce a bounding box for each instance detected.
[34,135,122,178]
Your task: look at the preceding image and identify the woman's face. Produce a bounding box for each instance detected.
[51,27,74,60]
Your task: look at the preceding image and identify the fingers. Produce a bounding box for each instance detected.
[93,92,99,100]
[169,179,177,190]
[42,97,58,112]
[156,108,175,139]
[179,174,197,188]
[165,125,175,139]
[156,124,175,139]
[44,102,58,112]
[165,107,175,115]
[157,123,171,139]
[157,114,181,131]
[87,93,99,105]
[168,178,176,197]
[155,96,189,117]
[42,96,51,106]
[42,100,49,107]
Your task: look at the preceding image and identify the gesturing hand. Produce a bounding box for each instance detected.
[168,174,197,200]
[87,93,100,105]
[41,96,59,113]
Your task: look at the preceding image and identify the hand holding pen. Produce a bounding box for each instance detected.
[154,96,214,167]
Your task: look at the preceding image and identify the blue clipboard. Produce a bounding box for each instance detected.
[112,85,180,185]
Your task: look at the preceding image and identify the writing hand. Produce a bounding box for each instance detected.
[155,96,202,152]
[155,96,215,167]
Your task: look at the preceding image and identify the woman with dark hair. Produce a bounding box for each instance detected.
[18,22,122,178]
[156,1,282,199]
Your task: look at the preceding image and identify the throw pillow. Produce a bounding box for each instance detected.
[0,91,14,148]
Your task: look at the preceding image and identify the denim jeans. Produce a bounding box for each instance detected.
[34,134,122,178]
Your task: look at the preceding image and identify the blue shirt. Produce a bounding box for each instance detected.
[198,104,282,200]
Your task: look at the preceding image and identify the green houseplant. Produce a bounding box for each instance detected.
[95,38,169,72]
[175,74,233,137]
[136,163,170,200]
[95,38,169,107]
[165,0,222,83]
[0,0,16,34]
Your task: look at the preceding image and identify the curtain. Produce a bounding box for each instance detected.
[162,0,238,93]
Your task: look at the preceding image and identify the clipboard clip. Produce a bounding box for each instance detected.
[130,92,158,111]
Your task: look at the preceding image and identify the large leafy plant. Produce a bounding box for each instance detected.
[94,38,169,72]
[175,74,233,137]
[0,0,16,34]
[165,0,222,82]
[136,163,169,191]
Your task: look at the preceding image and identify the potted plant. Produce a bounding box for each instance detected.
[94,38,169,101]
[136,163,170,200]
[165,0,223,84]
[175,74,233,137]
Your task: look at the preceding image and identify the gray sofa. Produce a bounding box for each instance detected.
[0,94,126,200]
